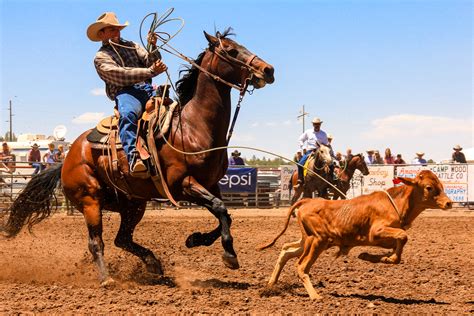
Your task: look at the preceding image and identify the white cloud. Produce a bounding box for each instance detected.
[283,120,293,126]
[72,112,106,125]
[265,122,277,127]
[230,133,256,142]
[90,88,106,96]
[362,114,473,139]
[251,122,260,127]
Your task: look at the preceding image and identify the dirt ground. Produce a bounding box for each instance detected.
[0,207,473,314]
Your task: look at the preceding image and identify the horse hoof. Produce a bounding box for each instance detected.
[100,277,116,288]
[222,253,239,270]
[185,232,203,248]
[145,259,164,275]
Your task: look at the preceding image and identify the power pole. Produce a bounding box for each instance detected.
[297,105,309,133]
[8,99,13,141]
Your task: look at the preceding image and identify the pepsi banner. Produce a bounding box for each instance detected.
[218,167,257,193]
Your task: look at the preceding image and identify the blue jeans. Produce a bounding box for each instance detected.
[31,162,44,175]
[115,83,154,162]
[298,151,313,181]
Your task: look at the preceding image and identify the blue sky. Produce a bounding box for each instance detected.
[1,0,472,162]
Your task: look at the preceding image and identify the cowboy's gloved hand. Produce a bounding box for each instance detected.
[147,32,158,46]
[150,60,167,76]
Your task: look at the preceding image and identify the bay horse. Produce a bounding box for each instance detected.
[289,145,332,205]
[330,154,370,200]
[1,29,275,285]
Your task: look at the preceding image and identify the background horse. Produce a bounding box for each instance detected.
[331,153,370,200]
[290,144,332,205]
[1,29,274,285]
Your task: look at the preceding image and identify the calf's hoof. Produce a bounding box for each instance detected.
[100,277,116,288]
[222,253,240,270]
[381,255,400,264]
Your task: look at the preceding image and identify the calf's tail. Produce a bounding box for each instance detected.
[256,199,308,251]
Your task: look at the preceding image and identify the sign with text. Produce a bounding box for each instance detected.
[396,164,468,202]
[362,166,394,195]
[280,165,297,200]
[219,167,257,193]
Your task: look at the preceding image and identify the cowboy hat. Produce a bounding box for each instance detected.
[87,12,129,42]
[453,144,463,151]
[416,152,425,156]
[311,117,323,124]
[31,143,39,148]
[231,150,241,156]
[366,149,375,154]
[327,133,333,139]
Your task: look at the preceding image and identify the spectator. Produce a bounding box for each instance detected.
[56,144,66,162]
[394,154,406,165]
[327,134,333,146]
[345,148,353,161]
[412,152,427,165]
[43,143,58,169]
[452,145,467,163]
[365,150,375,165]
[384,148,395,164]
[229,150,245,166]
[1,142,15,173]
[28,143,44,175]
[374,150,384,164]
[335,151,344,167]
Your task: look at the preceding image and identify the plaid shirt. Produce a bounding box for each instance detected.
[94,39,161,100]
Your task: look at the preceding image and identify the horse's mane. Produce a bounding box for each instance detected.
[175,28,235,106]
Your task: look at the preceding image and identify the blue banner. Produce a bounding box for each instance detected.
[218,167,257,193]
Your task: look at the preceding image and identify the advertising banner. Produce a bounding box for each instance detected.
[362,166,395,195]
[280,165,297,200]
[396,164,469,202]
[218,167,257,193]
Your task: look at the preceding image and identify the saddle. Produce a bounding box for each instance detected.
[85,86,179,205]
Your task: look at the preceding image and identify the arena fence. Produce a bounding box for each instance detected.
[1,161,473,212]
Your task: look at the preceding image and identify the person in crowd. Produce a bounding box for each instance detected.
[0,142,15,173]
[373,150,384,164]
[28,143,44,175]
[56,144,66,162]
[293,150,303,163]
[228,150,245,166]
[394,154,406,165]
[296,117,330,186]
[43,143,59,169]
[345,148,353,161]
[335,151,344,167]
[384,148,395,164]
[412,152,427,165]
[365,150,375,165]
[327,134,333,146]
[452,145,467,163]
[87,12,167,176]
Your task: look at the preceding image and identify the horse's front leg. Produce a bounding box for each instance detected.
[182,177,239,269]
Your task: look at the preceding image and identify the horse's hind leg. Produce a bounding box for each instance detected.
[182,178,239,270]
[80,198,113,285]
[114,198,163,275]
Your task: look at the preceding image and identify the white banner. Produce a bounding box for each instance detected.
[280,165,297,200]
[362,166,395,195]
[396,164,469,202]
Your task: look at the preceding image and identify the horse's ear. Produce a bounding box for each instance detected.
[204,31,218,46]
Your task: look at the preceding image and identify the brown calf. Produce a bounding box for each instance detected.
[258,170,452,300]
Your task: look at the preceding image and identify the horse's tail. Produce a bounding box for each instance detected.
[256,199,306,251]
[1,163,63,237]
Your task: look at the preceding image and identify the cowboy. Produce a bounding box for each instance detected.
[28,143,44,175]
[87,12,168,176]
[229,150,245,166]
[296,117,329,186]
[365,150,376,165]
[412,152,427,165]
[452,145,467,163]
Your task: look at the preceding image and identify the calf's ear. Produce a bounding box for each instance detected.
[396,177,416,186]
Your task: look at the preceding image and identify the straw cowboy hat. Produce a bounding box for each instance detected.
[311,117,323,124]
[453,144,463,151]
[366,149,375,154]
[87,12,129,42]
[327,134,333,140]
[416,152,425,156]
[231,150,241,156]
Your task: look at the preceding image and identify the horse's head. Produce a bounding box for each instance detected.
[203,29,275,90]
[354,153,370,176]
[314,144,332,168]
